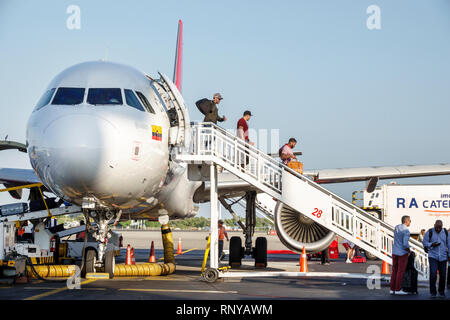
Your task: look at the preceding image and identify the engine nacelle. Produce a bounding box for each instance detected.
[274,201,335,253]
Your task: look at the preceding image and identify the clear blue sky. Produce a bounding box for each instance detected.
[1,1,449,217]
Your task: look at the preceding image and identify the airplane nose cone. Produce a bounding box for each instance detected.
[38,114,120,198]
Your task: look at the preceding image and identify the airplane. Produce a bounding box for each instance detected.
[2,20,450,277]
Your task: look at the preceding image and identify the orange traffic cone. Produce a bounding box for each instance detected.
[125,244,132,265]
[131,248,136,265]
[381,256,390,275]
[177,237,182,254]
[149,241,155,263]
[300,246,308,272]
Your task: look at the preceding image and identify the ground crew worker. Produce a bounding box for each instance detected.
[202,93,227,124]
[279,138,298,165]
[218,220,229,261]
[422,220,450,298]
[390,215,411,295]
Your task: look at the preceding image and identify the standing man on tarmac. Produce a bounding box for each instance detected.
[390,215,411,295]
[200,93,227,124]
[218,220,229,261]
[422,220,450,298]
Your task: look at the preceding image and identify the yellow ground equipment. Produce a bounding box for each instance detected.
[27,264,76,278]
[201,235,229,282]
[113,223,176,277]
[114,262,175,277]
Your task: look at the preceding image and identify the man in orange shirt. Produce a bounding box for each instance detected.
[218,220,229,261]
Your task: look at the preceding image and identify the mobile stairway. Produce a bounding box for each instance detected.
[174,122,429,281]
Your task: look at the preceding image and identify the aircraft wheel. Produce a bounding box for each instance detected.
[104,250,115,279]
[363,250,378,261]
[254,237,267,267]
[85,249,97,274]
[229,236,243,268]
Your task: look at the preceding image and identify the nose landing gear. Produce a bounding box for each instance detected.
[82,206,121,278]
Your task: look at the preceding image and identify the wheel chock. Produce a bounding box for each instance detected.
[86,273,109,279]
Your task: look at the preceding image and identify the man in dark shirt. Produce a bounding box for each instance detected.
[203,93,227,124]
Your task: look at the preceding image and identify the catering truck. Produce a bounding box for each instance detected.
[353,183,450,259]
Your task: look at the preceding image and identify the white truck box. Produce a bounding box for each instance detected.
[363,184,450,235]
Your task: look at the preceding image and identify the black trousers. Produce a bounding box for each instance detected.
[448,264,450,288]
[219,240,224,259]
[321,248,330,264]
[429,258,447,295]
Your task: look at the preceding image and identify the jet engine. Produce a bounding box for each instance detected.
[274,201,335,253]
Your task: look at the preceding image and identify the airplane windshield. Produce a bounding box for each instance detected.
[87,88,123,105]
[124,89,145,112]
[52,87,85,105]
[135,91,155,114]
[35,88,56,111]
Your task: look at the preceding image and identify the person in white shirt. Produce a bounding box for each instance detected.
[342,239,355,263]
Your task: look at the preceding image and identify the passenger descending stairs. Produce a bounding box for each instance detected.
[174,122,429,280]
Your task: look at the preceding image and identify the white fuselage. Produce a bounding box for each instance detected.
[26,61,199,217]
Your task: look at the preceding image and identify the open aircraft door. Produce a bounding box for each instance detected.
[157,73,191,152]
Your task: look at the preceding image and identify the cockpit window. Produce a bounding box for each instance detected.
[52,88,85,105]
[35,88,56,111]
[135,91,155,114]
[124,89,145,112]
[87,88,123,105]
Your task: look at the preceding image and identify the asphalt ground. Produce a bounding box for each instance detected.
[0,231,448,301]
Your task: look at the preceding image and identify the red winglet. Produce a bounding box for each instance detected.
[173,20,183,93]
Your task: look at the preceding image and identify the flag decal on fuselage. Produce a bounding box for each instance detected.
[152,125,162,141]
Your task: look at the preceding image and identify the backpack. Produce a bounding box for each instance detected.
[401,251,418,294]
[278,144,288,157]
[195,98,212,115]
[424,228,448,253]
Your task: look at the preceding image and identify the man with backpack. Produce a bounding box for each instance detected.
[422,220,450,298]
[279,138,304,174]
[195,93,227,124]
[279,138,298,165]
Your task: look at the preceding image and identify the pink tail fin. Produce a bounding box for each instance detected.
[173,20,183,93]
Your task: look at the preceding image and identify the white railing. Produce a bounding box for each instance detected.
[175,122,429,279]
[193,123,283,193]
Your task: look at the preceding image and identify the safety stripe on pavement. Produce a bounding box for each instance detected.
[156,248,198,261]
[23,279,98,300]
[120,288,238,294]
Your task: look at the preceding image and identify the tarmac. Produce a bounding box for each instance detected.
[0,231,448,300]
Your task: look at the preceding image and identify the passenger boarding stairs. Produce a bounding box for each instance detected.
[174,123,429,280]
